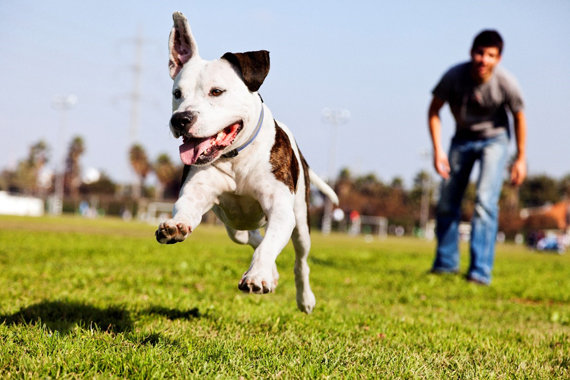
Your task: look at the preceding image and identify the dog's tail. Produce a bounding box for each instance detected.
[308,168,339,205]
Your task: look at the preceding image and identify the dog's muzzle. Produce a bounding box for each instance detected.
[170,111,196,136]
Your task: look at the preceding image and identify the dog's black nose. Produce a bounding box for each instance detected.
[170,111,196,133]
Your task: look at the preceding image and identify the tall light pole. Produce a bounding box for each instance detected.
[321,108,350,234]
[50,94,77,215]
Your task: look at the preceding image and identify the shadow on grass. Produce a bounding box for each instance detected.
[1,301,203,336]
[0,300,133,334]
[144,305,202,320]
[126,332,185,347]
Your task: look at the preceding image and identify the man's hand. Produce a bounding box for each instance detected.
[434,150,450,179]
[511,111,527,187]
[510,158,526,186]
[428,96,449,179]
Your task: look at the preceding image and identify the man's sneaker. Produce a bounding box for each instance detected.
[466,276,489,286]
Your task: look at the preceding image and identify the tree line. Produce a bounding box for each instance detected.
[1,138,569,234]
[0,138,185,213]
[333,167,570,237]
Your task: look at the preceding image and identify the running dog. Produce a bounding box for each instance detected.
[155,12,338,313]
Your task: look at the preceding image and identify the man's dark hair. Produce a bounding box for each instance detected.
[471,30,503,55]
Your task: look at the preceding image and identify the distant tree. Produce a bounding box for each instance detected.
[79,171,116,195]
[390,176,404,190]
[0,169,17,192]
[354,173,383,197]
[338,167,352,181]
[65,136,85,198]
[500,182,520,212]
[461,183,477,220]
[153,153,176,200]
[30,140,50,167]
[129,144,151,199]
[519,174,560,208]
[384,176,409,224]
[409,170,431,202]
[334,168,353,201]
[559,174,570,200]
[0,170,8,191]
[11,140,50,195]
[163,164,185,199]
[408,170,435,226]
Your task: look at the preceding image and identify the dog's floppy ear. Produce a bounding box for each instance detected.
[168,12,199,79]
[221,50,270,92]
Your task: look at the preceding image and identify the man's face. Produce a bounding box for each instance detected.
[470,46,501,82]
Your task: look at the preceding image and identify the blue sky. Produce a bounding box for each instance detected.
[1,0,569,187]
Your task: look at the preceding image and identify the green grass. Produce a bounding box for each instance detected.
[0,215,568,378]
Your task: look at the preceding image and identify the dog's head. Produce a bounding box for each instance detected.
[168,12,270,166]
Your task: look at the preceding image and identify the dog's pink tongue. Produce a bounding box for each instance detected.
[179,137,213,165]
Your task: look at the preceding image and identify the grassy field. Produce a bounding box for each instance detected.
[0,215,568,378]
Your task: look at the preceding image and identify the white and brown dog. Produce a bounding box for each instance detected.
[155,12,338,313]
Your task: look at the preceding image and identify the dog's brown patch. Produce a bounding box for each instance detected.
[221,51,270,92]
[270,123,299,193]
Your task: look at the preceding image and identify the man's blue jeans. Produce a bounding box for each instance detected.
[432,132,509,284]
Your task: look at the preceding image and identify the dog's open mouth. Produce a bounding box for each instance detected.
[179,121,243,165]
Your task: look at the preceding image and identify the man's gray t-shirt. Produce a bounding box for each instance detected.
[432,62,524,140]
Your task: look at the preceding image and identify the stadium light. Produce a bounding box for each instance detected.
[321,108,350,235]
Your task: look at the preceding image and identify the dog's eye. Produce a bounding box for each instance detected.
[209,88,225,97]
[173,89,182,99]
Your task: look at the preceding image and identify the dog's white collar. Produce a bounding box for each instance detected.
[222,102,264,159]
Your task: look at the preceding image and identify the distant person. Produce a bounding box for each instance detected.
[428,30,527,285]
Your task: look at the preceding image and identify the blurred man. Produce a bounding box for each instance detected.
[428,30,527,285]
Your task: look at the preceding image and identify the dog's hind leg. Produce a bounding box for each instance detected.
[290,152,316,313]
[291,220,316,314]
[225,226,263,248]
[225,226,280,289]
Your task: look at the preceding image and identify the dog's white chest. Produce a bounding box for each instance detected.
[212,193,266,230]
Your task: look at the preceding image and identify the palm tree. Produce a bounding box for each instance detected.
[129,144,151,199]
[153,153,176,200]
[30,140,50,166]
[65,136,85,198]
[14,140,50,195]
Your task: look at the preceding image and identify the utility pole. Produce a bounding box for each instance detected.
[50,94,77,215]
[321,108,350,235]
[121,25,151,201]
[128,25,145,146]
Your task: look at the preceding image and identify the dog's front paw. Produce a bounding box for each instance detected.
[155,220,191,244]
[238,267,277,294]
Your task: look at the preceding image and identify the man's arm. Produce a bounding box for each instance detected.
[428,96,450,179]
[510,110,527,186]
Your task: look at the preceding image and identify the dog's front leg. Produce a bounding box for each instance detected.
[238,191,295,294]
[156,174,221,244]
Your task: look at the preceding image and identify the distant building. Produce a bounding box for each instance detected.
[0,191,44,217]
[520,200,570,231]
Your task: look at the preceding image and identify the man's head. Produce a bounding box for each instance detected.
[472,30,503,55]
[470,30,503,83]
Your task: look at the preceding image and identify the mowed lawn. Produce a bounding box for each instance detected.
[0,215,568,378]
